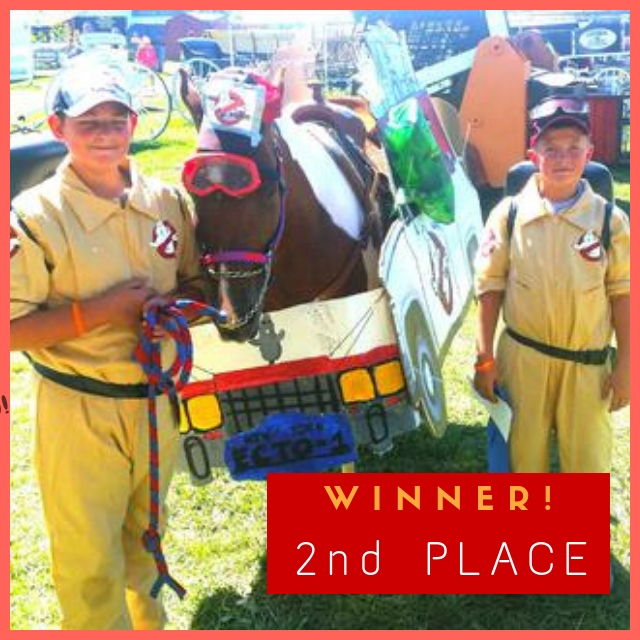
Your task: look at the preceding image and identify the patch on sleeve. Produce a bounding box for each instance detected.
[10,225,21,258]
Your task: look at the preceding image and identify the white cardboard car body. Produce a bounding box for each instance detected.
[178,24,484,483]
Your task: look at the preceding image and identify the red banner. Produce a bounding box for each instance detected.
[267,473,610,594]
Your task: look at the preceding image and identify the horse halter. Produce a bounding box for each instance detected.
[181,70,288,330]
[190,142,286,269]
[193,145,286,330]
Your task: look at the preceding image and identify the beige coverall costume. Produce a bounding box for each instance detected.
[10,158,202,629]
[475,176,630,473]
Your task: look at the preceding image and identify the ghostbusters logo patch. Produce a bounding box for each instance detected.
[573,230,604,262]
[479,228,498,257]
[10,225,20,259]
[150,220,178,259]
[213,88,247,126]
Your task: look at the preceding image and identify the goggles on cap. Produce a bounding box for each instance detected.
[182,153,262,198]
[530,98,589,123]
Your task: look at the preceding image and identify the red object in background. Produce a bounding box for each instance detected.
[587,95,623,165]
[136,39,158,70]
[267,473,610,595]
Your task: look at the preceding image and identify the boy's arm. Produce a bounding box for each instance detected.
[473,200,511,403]
[473,290,504,402]
[10,279,157,352]
[603,294,630,412]
[602,207,630,412]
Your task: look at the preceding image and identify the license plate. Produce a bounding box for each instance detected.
[224,412,358,481]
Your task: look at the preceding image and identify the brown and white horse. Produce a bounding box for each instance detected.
[179,64,389,342]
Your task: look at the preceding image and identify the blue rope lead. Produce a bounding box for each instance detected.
[133,299,225,600]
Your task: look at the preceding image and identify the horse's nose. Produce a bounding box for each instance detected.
[217,282,238,325]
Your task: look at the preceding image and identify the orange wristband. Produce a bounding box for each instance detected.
[71,301,87,337]
[474,357,495,372]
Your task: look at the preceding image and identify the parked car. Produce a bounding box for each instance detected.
[10,11,34,82]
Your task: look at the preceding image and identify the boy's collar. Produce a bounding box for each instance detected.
[516,176,596,230]
[58,158,161,232]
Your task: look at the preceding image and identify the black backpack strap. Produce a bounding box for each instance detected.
[11,207,53,272]
[507,198,612,251]
[506,197,517,241]
[601,201,613,252]
[11,207,39,245]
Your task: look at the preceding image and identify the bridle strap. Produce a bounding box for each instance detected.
[200,139,287,268]
[202,250,270,266]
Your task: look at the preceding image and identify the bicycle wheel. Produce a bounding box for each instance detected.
[127,63,171,143]
[41,58,170,143]
[10,107,47,136]
[171,57,220,121]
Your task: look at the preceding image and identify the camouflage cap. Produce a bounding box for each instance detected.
[48,63,136,117]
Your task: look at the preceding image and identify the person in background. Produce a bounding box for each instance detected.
[473,96,630,474]
[65,29,82,60]
[10,62,203,629]
[135,36,159,71]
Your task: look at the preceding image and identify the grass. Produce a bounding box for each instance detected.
[611,165,630,216]
[9,98,630,630]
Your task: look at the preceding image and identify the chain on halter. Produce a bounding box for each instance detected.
[133,299,225,599]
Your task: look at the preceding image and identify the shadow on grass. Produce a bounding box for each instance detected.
[186,424,630,630]
[189,552,630,631]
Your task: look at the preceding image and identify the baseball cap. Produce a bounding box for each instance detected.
[529,97,590,146]
[47,63,136,117]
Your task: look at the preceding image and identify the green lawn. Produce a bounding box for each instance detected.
[9,106,630,630]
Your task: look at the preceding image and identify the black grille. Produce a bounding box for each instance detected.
[220,375,343,434]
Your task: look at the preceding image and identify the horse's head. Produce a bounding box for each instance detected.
[180,68,285,342]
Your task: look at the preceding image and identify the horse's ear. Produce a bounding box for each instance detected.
[179,68,204,130]
[268,65,286,99]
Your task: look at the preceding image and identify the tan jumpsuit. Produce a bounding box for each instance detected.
[10,158,202,629]
[475,177,630,473]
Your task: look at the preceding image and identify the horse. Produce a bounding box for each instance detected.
[178,62,390,343]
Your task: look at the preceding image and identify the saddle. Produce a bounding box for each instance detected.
[289,81,369,149]
[289,86,391,235]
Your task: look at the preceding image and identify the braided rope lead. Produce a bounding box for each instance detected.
[133,299,225,600]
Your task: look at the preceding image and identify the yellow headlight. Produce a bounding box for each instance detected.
[182,393,223,433]
[179,402,190,434]
[339,369,375,403]
[373,360,405,396]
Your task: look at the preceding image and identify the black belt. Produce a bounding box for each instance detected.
[506,328,612,366]
[32,360,149,398]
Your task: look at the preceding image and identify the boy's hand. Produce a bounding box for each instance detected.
[603,361,630,412]
[95,278,157,329]
[141,295,176,340]
[473,361,498,403]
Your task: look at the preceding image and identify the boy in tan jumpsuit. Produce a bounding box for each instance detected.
[473,97,630,473]
[10,64,203,629]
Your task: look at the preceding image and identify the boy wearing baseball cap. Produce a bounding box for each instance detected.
[473,97,630,473]
[10,63,203,629]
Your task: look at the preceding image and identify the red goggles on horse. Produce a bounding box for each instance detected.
[182,153,262,198]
